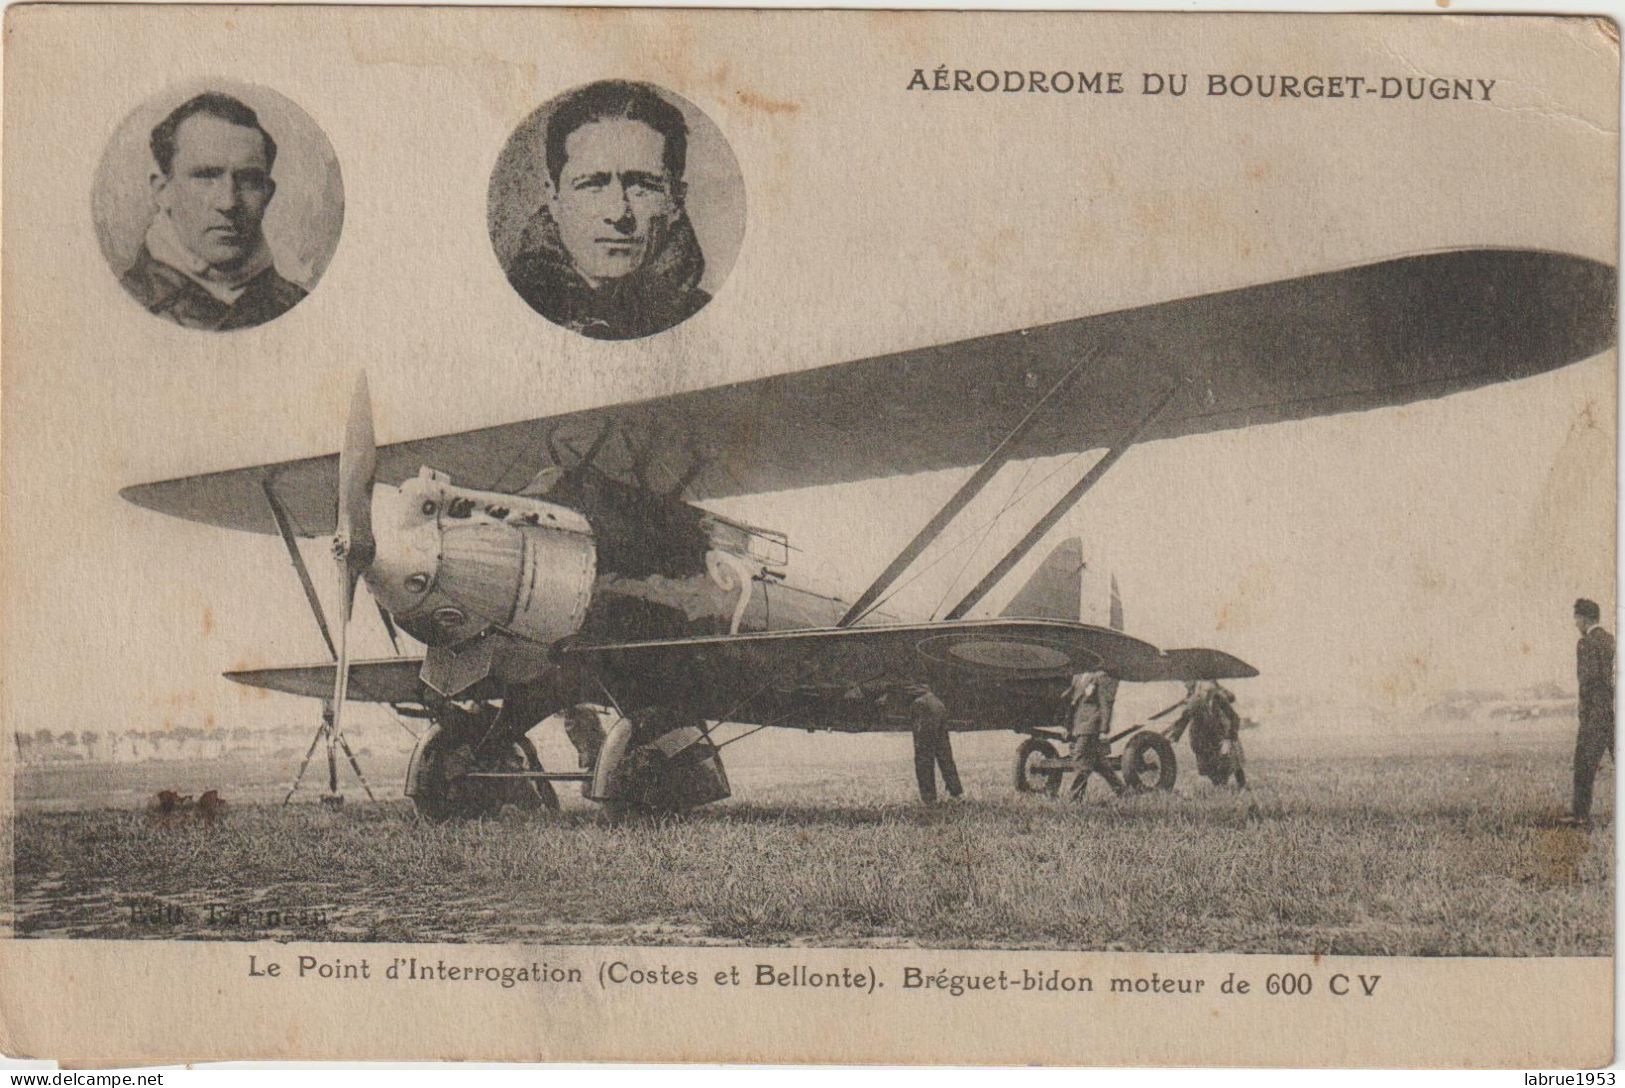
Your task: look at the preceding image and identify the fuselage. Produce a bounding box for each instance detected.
[356,464,1071,736]
[363,465,848,674]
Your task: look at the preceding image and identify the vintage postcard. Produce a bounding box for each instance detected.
[0,4,1617,1068]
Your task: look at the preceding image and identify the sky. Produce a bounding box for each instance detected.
[1,9,1616,745]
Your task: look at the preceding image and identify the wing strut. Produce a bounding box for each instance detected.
[944,384,1179,620]
[263,479,338,659]
[837,354,1093,627]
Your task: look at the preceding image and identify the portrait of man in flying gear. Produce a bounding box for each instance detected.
[120,92,310,331]
[501,80,713,341]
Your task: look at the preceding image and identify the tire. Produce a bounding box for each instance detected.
[1122,731,1177,792]
[1013,737,1063,796]
[616,743,676,811]
[411,732,556,821]
[409,731,468,822]
[609,709,731,814]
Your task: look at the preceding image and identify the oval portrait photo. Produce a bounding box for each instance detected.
[488,80,746,341]
[92,82,344,333]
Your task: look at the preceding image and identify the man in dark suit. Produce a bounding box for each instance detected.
[1569,597,1614,825]
[909,687,962,804]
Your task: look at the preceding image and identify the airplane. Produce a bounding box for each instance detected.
[119,247,1616,819]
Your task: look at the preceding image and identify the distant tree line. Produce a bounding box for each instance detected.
[12,721,385,764]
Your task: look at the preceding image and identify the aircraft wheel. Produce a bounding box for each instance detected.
[411,732,556,821]
[1013,737,1063,796]
[607,708,731,814]
[613,744,678,813]
[1122,732,1177,792]
[409,731,465,822]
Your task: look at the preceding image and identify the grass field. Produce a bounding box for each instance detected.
[7,728,1613,954]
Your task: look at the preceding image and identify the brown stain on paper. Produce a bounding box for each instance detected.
[1594,16,1621,50]
[1533,828,1588,884]
[341,24,539,119]
[1215,563,1274,633]
[1515,395,1615,602]
[735,89,800,116]
[1377,653,1432,704]
[230,660,270,701]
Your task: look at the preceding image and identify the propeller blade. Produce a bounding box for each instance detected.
[330,373,376,752]
[331,565,359,719]
[336,373,376,570]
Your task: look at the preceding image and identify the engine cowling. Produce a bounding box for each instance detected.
[366,468,596,648]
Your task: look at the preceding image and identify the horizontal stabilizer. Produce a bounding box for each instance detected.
[1001,538,1084,621]
[1150,648,1259,682]
[225,657,429,704]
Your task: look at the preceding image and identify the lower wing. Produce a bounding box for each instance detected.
[561,619,1257,731]
[223,626,1257,729]
[225,657,431,705]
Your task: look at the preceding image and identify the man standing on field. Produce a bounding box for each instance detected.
[1568,597,1614,826]
[909,687,963,804]
[1065,669,1125,798]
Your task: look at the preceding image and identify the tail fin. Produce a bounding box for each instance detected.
[1001,538,1084,622]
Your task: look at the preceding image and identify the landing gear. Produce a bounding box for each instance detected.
[409,730,560,821]
[1013,737,1063,796]
[407,705,561,822]
[589,707,731,814]
[1122,731,1177,792]
[1012,727,1179,798]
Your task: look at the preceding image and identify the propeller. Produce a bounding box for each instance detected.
[329,373,377,738]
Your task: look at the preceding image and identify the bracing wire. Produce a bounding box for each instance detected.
[853,445,1103,625]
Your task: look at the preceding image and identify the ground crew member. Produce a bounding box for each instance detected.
[1569,598,1614,826]
[1066,669,1124,798]
[909,687,963,804]
[1169,680,1245,787]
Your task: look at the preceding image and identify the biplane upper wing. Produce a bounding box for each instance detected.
[558,619,1256,730]
[121,248,1615,536]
